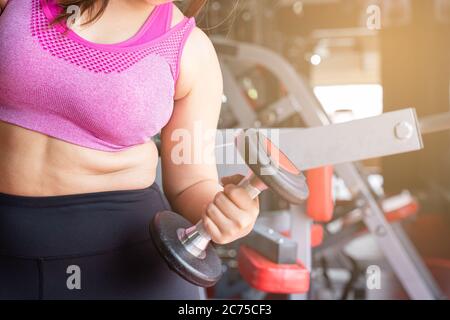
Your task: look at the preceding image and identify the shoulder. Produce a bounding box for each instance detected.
[171,3,215,54]
[171,3,217,65]
[171,5,222,100]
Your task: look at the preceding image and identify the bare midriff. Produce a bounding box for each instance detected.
[0,121,159,196]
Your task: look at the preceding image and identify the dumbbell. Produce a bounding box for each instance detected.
[150,129,309,287]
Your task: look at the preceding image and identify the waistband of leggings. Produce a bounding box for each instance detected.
[0,183,160,208]
[0,183,169,258]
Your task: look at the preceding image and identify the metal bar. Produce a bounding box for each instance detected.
[213,37,443,299]
[213,36,331,127]
[289,204,311,300]
[213,109,423,171]
[335,163,440,300]
[277,109,423,170]
[420,112,450,135]
[244,223,298,264]
[391,223,447,299]
[259,95,299,126]
[221,63,258,127]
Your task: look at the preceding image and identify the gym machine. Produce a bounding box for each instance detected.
[150,128,310,287]
[209,36,448,300]
[152,107,447,298]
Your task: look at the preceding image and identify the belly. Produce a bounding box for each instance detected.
[0,121,159,196]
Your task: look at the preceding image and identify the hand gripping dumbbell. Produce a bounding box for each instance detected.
[150,129,309,287]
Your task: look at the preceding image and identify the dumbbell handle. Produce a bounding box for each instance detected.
[179,172,266,259]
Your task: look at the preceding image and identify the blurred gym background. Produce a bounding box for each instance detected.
[178,0,450,299]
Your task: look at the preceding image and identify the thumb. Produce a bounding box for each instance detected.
[221,174,246,186]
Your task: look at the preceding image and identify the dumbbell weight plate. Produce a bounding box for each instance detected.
[150,211,223,287]
[235,128,309,204]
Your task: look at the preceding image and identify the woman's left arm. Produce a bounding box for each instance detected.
[160,27,259,245]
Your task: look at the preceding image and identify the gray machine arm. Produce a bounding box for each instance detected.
[211,36,445,300]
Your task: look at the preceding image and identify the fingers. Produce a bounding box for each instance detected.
[203,203,234,244]
[202,214,223,244]
[214,192,251,230]
[201,175,261,245]
[203,191,258,244]
[205,202,234,234]
[221,174,259,211]
[223,184,258,212]
[220,174,245,186]
[216,189,258,229]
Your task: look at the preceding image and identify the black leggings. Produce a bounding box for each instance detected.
[0,184,203,300]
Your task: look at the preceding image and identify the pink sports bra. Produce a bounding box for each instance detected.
[0,0,196,151]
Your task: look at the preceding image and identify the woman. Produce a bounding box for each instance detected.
[0,0,259,299]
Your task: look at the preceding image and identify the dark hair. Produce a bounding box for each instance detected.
[52,0,207,26]
[184,0,207,17]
